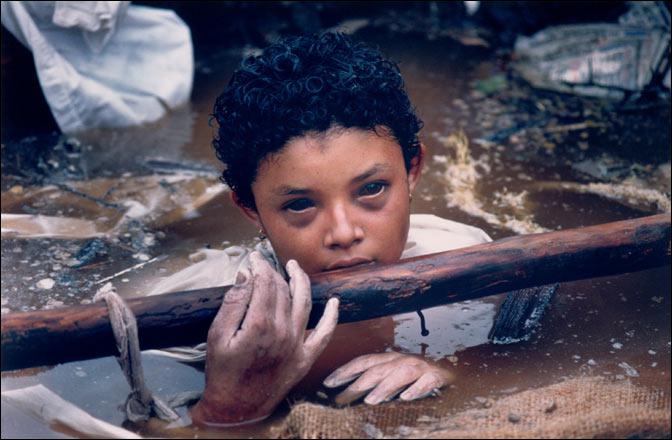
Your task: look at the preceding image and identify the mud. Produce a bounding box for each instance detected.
[2,11,670,439]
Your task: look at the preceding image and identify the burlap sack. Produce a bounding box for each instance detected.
[273,376,670,439]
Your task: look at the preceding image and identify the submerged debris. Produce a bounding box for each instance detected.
[1,214,105,240]
[69,238,109,268]
[543,400,557,413]
[507,413,521,423]
[143,157,220,177]
[490,284,558,344]
[36,278,55,290]
[362,422,384,439]
[1,133,85,188]
[617,362,640,378]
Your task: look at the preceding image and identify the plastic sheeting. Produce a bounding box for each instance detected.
[513,2,670,99]
[1,1,193,133]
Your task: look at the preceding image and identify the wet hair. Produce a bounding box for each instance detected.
[212,32,423,210]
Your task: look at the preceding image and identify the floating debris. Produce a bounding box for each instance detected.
[36,278,55,290]
[2,173,228,247]
[143,158,220,177]
[572,156,633,182]
[94,255,164,285]
[544,399,557,413]
[508,413,521,423]
[473,74,508,95]
[512,2,670,100]
[362,422,384,439]
[69,238,109,268]
[43,298,64,309]
[532,163,671,214]
[617,362,640,377]
[474,396,493,408]
[435,129,550,234]
[1,214,105,240]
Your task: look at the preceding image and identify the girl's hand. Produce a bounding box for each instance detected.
[323,352,453,406]
[191,251,339,426]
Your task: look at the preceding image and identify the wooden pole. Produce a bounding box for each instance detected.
[2,214,670,371]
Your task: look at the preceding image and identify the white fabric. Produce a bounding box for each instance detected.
[2,384,142,439]
[147,240,284,296]
[1,1,193,133]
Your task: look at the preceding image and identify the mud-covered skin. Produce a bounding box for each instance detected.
[324,351,454,405]
[190,252,339,426]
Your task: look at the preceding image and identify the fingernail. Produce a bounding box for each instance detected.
[285,259,297,271]
[399,390,415,401]
[364,394,382,405]
[323,377,336,387]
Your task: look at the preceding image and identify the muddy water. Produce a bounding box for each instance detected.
[2,27,670,438]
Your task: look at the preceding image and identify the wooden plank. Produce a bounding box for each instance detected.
[2,214,669,371]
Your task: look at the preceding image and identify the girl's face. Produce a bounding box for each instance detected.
[235,126,424,275]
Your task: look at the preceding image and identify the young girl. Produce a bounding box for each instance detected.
[149,32,492,426]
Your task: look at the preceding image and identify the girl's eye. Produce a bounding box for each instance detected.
[359,182,387,197]
[284,198,314,212]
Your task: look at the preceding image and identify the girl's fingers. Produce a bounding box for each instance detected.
[323,352,404,388]
[399,370,452,401]
[274,264,291,325]
[363,364,423,405]
[209,269,253,346]
[332,360,395,406]
[286,259,312,338]
[236,252,278,339]
[303,297,339,361]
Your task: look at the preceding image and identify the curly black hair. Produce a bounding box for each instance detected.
[212,32,423,210]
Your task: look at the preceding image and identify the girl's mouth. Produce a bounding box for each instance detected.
[325,257,373,271]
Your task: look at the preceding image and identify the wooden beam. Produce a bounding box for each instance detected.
[2,214,669,371]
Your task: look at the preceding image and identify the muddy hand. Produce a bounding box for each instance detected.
[323,352,452,406]
[191,251,339,426]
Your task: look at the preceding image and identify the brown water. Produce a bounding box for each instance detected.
[1,26,670,438]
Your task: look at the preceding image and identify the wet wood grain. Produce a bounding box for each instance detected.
[2,214,669,371]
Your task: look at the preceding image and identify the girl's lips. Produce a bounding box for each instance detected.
[325,257,373,271]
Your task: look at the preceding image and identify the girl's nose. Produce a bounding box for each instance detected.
[324,203,364,250]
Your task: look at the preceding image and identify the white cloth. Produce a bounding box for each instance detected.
[2,384,142,438]
[1,1,193,133]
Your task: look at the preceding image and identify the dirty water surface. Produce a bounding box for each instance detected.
[2,28,670,438]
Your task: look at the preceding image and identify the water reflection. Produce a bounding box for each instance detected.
[394,300,499,359]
